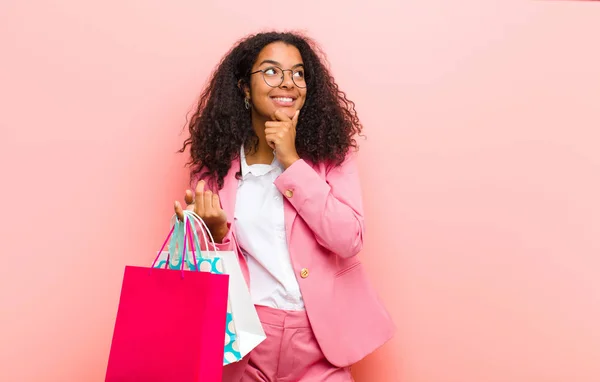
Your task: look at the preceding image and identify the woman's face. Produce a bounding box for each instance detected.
[246,42,307,120]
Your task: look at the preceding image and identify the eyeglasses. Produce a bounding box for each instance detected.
[250,66,307,88]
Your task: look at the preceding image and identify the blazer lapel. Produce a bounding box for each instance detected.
[218,158,240,225]
[283,198,297,247]
[217,158,252,286]
[219,156,299,245]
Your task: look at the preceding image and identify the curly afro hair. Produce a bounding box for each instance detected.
[180,31,363,190]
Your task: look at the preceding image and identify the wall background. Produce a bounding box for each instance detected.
[1,0,599,381]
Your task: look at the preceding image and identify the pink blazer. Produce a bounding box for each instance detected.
[207,152,395,367]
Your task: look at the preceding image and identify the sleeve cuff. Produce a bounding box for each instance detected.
[197,222,234,251]
[274,159,330,212]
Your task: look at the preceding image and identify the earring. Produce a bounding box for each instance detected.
[244,98,251,110]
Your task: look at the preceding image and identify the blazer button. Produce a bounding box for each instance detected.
[300,268,309,279]
[284,189,294,198]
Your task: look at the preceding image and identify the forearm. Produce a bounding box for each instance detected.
[274,157,365,258]
[196,222,233,251]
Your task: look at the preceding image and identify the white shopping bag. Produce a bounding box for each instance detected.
[214,249,267,358]
[156,211,266,363]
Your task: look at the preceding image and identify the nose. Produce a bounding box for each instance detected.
[279,70,295,89]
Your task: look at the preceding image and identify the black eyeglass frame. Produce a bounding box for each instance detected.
[249,65,307,89]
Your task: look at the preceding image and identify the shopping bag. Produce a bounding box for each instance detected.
[153,211,241,365]
[154,211,266,364]
[213,250,267,359]
[105,216,229,382]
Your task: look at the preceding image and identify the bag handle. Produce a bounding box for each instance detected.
[180,212,219,276]
[170,216,199,278]
[150,210,219,276]
[173,211,220,253]
[149,212,199,276]
[151,225,175,269]
[185,218,199,271]
[164,211,203,272]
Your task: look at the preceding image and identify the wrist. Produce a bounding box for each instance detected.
[208,223,229,243]
[281,155,300,169]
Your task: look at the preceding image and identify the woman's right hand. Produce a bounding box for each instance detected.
[174,180,229,243]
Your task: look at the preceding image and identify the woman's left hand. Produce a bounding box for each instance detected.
[265,109,300,169]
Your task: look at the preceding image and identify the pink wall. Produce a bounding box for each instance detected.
[1,1,599,381]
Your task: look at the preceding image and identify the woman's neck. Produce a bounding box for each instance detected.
[245,114,274,165]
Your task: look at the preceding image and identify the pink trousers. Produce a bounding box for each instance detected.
[222,305,354,382]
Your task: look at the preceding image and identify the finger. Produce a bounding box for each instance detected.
[265,135,276,150]
[272,109,291,122]
[184,189,194,205]
[264,127,282,136]
[212,193,222,211]
[174,201,184,221]
[265,121,282,129]
[265,132,279,142]
[195,180,205,213]
[204,190,213,215]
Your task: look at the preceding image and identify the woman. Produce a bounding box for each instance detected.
[174,31,394,381]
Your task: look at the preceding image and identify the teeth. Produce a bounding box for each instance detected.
[273,97,293,102]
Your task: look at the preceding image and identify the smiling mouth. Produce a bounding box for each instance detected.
[271,96,295,103]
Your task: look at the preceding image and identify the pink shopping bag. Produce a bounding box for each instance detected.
[106,221,229,382]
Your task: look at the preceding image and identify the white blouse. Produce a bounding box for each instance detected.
[233,146,305,310]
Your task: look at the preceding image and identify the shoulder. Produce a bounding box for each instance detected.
[297,149,360,181]
[323,148,360,175]
[190,172,221,193]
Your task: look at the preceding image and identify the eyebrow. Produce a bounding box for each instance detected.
[258,60,304,68]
